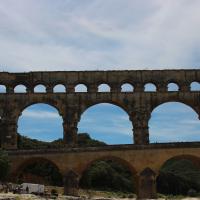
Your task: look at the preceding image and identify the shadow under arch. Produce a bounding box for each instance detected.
[149,101,200,143]
[159,154,200,171]
[79,155,138,194]
[157,154,200,195]
[12,157,63,185]
[78,102,133,145]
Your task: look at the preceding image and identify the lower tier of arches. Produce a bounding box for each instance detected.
[8,143,200,199]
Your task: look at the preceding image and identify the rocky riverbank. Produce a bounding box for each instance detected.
[1,193,200,200]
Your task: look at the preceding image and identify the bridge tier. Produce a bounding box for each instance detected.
[0,69,200,149]
[7,142,200,199]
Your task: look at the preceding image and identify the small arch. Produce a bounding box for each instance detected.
[121,83,134,92]
[190,81,200,91]
[167,82,179,91]
[75,84,87,92]
[34,84,46,93]
[98,83,110,92]
[0,85,6,93]
[14,84,27,93]
[144,83,157,92]
[53,84,66,93]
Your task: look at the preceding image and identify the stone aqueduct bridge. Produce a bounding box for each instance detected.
[0,69,200,198]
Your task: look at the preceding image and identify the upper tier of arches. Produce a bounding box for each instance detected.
[0,81,200,93]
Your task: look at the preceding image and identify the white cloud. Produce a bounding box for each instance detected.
[22,110,61,119]
[0,0,200,72]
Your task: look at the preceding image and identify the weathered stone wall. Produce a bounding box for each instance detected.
[0,70,200,149]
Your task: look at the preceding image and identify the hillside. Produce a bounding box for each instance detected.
[17,133,106,149]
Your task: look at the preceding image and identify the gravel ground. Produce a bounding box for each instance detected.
[1,193,200,200]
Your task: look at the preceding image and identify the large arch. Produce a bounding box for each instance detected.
[17,103,64,143]
[78,103,133,145]
[149,102,200,143]
[13,157,63,186]
[159,154,200,170]
[157,155,200,195]
[79,156,138,194]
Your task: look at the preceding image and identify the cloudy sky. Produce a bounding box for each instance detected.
[1,0,200,143]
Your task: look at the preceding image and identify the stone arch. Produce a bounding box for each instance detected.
[149,101,200,143]
[98,83,111,92]
[159,154,200,172]
[80,101,131,118]
[75,84,88,92]
[34,84,47,93]
[78,102,133,144]
[80,155,137,175]
[53,84,66,93]
[157,154,200,195]
[17,101,64,120]
[79,155,138,193]
[121,83,134,92]
[0,84,6,93]
[150,100,199,117]
[144,83,157,92]
[190,81,200,91]
[17,102,64,143]
[12,157,63,183]
[167,82,179,91]
[14,84,27,93]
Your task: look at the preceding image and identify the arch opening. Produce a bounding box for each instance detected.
[15,158,63,186]
[167,83,179,91]
[78,103,133,145]
[34,84,46,93]
[0,85,6,93]
[53,84,66,93]
[157,155,200,196]
[17,103,63,145]
[98,84,110,92]
[144,83,157,92]
[79,157,136,195]
[149,102,200,143]
[14,84,27,93]
[190,82,200,91]
[75,84,87,92]
[121,83,134,92]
